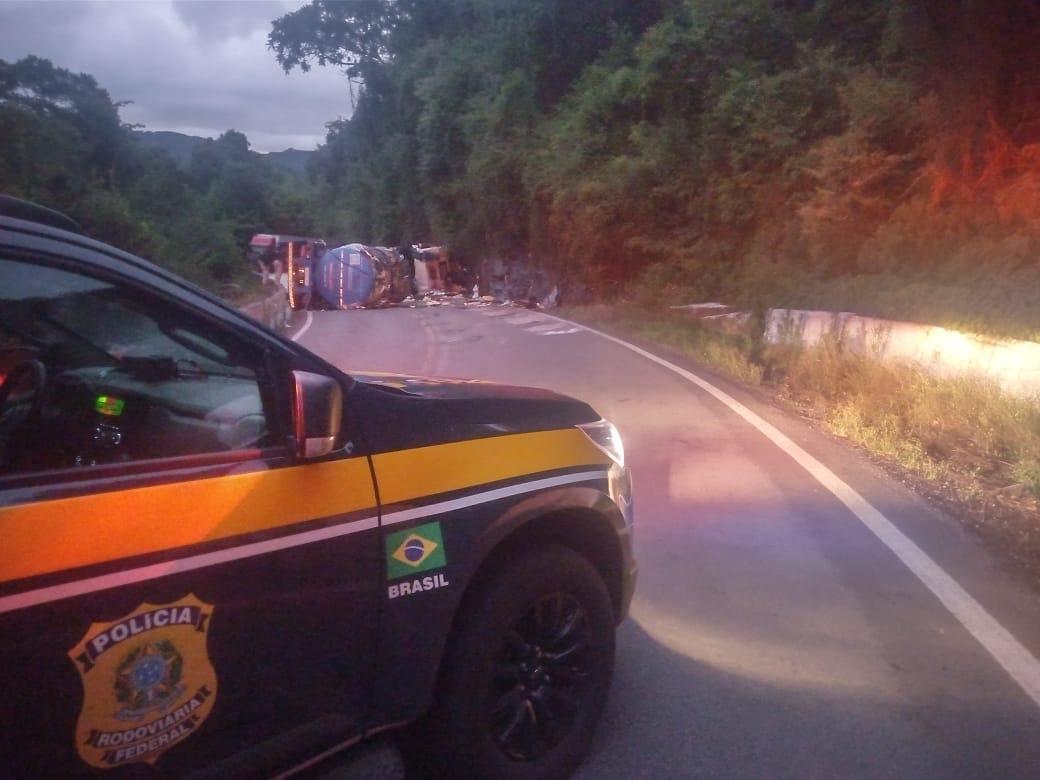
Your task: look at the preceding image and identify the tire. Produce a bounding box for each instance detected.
[412,545,615,780]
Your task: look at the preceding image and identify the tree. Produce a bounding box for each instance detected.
[0,57,314,291]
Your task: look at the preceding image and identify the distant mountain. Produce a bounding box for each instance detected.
[132,130,312,174]
[265,148,311,174]
[133,131,204,167]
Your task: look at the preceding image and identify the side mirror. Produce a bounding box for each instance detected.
[292,371,343,459]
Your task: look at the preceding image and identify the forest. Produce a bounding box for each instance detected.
[270,0,1040,338]
[4,1,1040,337]
[0,55,320,297]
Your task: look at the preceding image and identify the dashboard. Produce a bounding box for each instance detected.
[15,363,268,472]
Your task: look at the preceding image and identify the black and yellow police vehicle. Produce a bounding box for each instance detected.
[0,196,636,779]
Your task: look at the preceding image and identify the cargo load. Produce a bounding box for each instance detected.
[310,244,413,309]
[412,246,451,295]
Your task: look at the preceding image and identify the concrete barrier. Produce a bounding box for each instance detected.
[238,286,289,330]
[764,308,1040,398]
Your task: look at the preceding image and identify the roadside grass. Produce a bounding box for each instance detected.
[764,338,1040,499]
[1013,459,1040,498]
[563,304,763,385]
[560,304,1040,511]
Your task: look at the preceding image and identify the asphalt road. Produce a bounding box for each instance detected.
[293,301,1040,779]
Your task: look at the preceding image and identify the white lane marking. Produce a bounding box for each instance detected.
[538,327,583,336]
[544,312,1040,709]
[527,322,573,334]
[291,309,314,342]
[0,470,608,615]
[506,312,552,325]
[475,307,583,335]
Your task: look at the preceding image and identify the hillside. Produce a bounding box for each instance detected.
[132,130,205,167]
[265,147,311,174]
[268,0,1040,340]
[133,130,312,174]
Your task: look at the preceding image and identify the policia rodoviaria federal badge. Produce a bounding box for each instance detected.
[68,595,218,769]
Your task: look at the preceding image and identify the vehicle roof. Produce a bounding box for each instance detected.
[0,195,81,233]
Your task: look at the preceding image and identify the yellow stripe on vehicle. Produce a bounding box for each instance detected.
[0,429,608,586]
[371,428,609,506]
[0,458,377,585]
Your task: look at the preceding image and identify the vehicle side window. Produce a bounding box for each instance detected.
[0,256,278,477]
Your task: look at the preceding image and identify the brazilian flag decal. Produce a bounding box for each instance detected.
[385,521,447,580]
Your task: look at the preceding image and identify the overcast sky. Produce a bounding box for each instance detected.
[0,0,351,152]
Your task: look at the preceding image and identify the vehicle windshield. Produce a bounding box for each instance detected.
[0,261,249,380]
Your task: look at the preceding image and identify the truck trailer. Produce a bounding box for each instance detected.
[247,233,327,310]
[307,243,413,309]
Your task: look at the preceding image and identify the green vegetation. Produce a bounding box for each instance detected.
[269,0,1040,339]
[770,339,1040,495]
[7,3,1040,335]
[0,56,322,292]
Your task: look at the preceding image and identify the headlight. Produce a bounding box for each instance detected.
[578,419,625,468]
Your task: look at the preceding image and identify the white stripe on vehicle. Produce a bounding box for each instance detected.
[381,469,609,528]
[0,469,608,615]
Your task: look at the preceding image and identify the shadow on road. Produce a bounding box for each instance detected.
[576,618,1039,779]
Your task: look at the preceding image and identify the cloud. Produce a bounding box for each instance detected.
[0,0,352,152]
[171,0,289,43]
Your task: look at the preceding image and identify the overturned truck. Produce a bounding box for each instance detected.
[247,233,327,311]
[249,231,466,309]
[287,243,459,310]
[293,244,412,309]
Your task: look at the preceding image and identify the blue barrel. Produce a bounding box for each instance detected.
[313,244,411,308]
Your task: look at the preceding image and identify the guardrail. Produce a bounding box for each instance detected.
[676,302,1040,398]
[764,309,1040,398]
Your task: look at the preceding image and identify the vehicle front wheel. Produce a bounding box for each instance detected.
[413,545,615,780]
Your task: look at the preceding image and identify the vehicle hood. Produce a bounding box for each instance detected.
[352,371,575,402]
[348,371,600,453]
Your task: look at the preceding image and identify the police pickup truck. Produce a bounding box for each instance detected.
[0,196,636,779]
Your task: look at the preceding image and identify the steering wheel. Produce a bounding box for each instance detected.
[0,358,48,469]
[0,358,47,423]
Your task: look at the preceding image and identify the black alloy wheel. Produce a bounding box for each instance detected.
[410,545,615,780]
[490,593,591,761]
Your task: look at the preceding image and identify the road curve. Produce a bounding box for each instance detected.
[296,302,1040,779]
